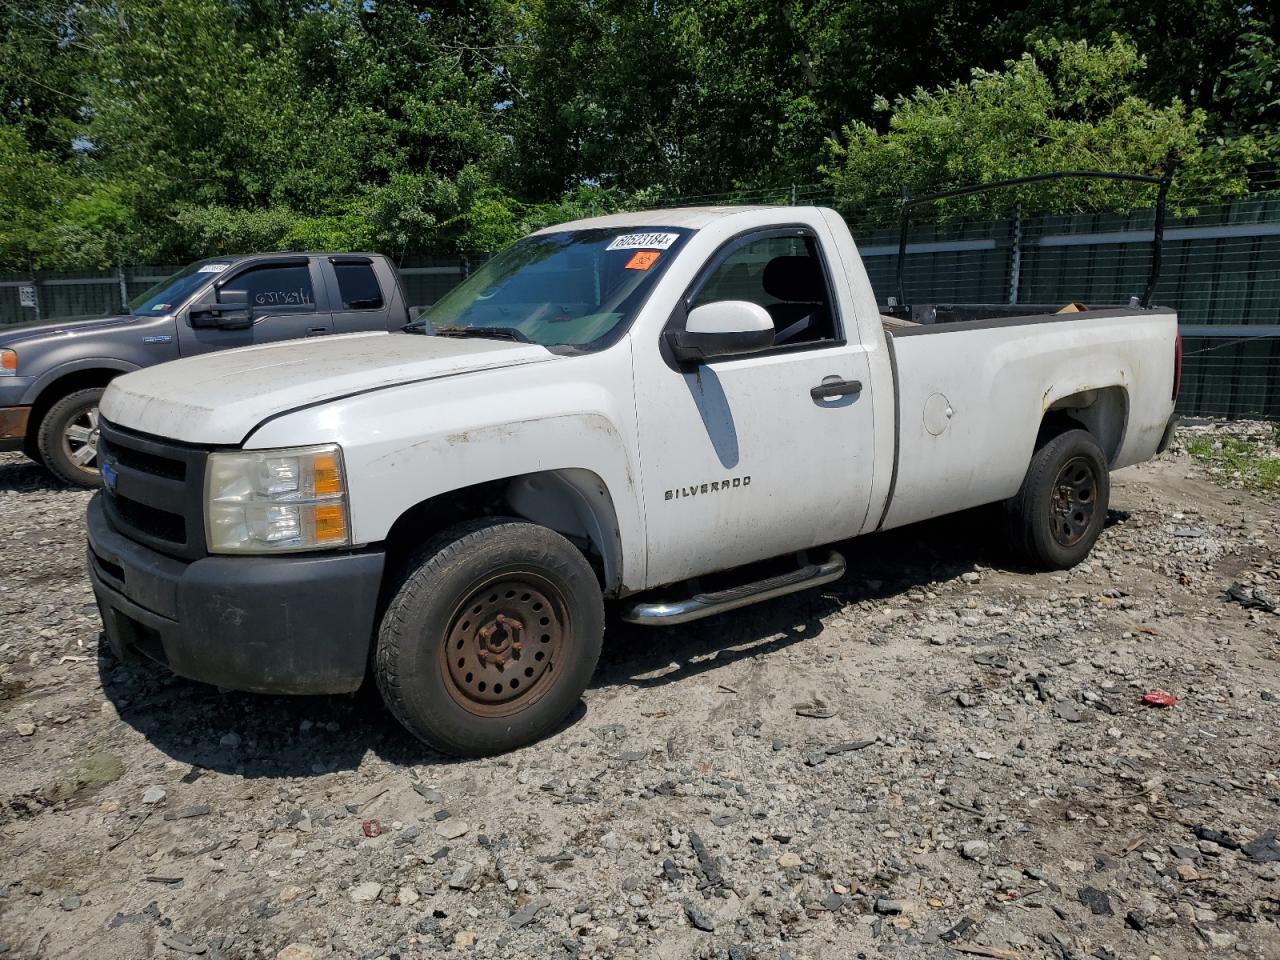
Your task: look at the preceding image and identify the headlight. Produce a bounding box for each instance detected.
[0,349,15,377]
[205,444,351,553]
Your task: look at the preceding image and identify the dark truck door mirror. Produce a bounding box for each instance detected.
[666,301,775,366]
[189,290,251,330]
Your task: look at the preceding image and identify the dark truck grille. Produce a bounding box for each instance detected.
[98,419,210,560]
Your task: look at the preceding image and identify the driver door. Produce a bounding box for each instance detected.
[633,226,878,587]
[179,258,333,356]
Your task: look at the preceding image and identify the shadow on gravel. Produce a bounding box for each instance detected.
[96,641,466,777]
[0,455,65,493]
[95,503,1134,775]
[596,506,1000,687]
[594,505,1131,688]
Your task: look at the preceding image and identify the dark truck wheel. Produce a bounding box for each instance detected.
[37,387,106,488]
[1003,428,1109,570]
[376,519,604,757]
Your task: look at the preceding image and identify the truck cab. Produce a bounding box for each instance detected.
[0,252,410,486]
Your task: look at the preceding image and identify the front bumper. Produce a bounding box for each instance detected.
[0,405,31,452]
[87,493,384,694]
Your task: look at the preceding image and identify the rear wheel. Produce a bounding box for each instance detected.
[1002,428,1109,570]
[36,387,106,488]
[375,519,604,756]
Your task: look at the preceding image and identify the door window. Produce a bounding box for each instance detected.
[221,264,314,310]
[334,262,384,310]
[691,233,838,345]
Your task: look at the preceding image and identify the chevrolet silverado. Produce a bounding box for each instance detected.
[85,205,1180,756]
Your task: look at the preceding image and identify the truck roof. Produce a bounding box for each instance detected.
[195,251,384,265]
[532,205,814,234]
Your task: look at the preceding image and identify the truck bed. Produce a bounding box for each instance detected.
[877,305,1178,531]
[879,302,1100,334]
[883,301,1106,326]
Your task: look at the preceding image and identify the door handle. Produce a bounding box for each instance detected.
[306,326,329,336]
[810,379,862,400]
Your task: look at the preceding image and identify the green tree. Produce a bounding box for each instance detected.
[825,37,1258,224]
[64,0,523,262]
[1,0,1273,272]
[1219,21,1280,146]
[999,0,1280,141]
[506,0,1034,196]
[0,3,87,156]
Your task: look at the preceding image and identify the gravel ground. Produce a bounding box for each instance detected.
[1,427,1278,960]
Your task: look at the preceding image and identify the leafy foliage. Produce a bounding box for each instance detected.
[826,37,1258,223]
[0,1,1271,270]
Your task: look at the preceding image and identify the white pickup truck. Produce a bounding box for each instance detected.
[87,206,1181,756]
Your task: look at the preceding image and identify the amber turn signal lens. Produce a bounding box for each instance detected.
[313,452,342,496]
[312,503,347,543]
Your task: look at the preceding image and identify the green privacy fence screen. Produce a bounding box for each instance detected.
[843,193,1280,419]
[2,193,1277,419]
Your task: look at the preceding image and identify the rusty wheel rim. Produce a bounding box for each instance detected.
[440,573,568,718]
[1049,456,1097,547]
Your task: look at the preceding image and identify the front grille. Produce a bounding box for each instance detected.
[110,444,187,481]
[98,419,210,560]
[111,493,186,544]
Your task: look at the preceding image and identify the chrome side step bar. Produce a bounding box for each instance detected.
[620,550,846,626]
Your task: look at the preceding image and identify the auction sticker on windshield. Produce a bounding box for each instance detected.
[624,251,661,270]
[197,262,231,273]
[607,232,679,251]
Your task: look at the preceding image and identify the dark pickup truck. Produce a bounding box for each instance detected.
[0,252,412,486]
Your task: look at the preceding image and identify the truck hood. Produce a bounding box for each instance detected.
[100,331,558,445]
[0,313,137,347]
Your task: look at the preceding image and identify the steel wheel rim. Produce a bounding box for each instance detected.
[61,403,100,473]
[1049,456,1097,546]
[440,572,569,718]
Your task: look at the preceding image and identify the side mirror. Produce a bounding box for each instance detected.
[189,296,251,330]
[666,301,775,365]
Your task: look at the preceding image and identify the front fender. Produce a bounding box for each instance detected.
[25,357,143,404]
[244,350,646,590]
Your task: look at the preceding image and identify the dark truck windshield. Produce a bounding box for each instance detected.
[129,260,232,316]
[415,227,691,350]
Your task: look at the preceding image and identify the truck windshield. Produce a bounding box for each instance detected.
[414,227,691,351]
[129,260,231,316]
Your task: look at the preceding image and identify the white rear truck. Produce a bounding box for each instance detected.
[86,205,1181,755]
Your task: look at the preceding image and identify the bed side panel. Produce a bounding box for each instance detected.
[882,310,1175,530]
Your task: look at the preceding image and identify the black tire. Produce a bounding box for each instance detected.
[37,387,106,488]
[1002,428,1109,570]
[375,518,604,757]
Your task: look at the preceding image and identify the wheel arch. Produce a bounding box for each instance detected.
[380,468,625,595]
[26,363,135,439]
[1040,384,1129,466]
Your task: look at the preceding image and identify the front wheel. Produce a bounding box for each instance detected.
[375,519,604,756]
[37,387,106,488]
[1002,428,1109,570]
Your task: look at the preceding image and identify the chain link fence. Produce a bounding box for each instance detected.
[3,191,1277,419]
